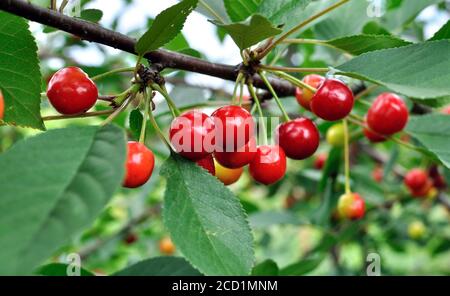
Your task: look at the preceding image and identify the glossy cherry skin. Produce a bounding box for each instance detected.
[47,67,98,115]
[212,105,254,151]
[123,141,155,188]
[249,145,287,185]
[295,74,325,111]
[404,169,429,192]
[169,110,215,161]
[367,93,409,135]
[214,137,256,169]
[214,160,244,185]
[196,154,216,176]
[314,153,327,170]
[0,90,4,119]
[311,79,354,121]
[338,192,365,220]
[276,117,320,160]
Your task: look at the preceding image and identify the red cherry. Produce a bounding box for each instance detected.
[169,110,215,161]
[338,192,365,220]
[0,90,4,119]
[295,74,325,111]
[310,79,354,121]
[404,168,429,192]
[441,105,450,115]
[429,166,447,189]
[276,117,320,160]
[124,233,138,245]
[367,93,409,135]
[123,141,155,188]
[411,180,433,198]
[212,105,254,151]
[314,153,327,170]
[363,126,386,143]
[196,154,216,176]
[372,166,383,183]
[214,137,256,169]
[46,67,98,115]
[249,145,287,185]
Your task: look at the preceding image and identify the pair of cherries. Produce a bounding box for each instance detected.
[363,93,409,143]
[168,106,286,185]
[404,168,436,198]
[296,74,354,121]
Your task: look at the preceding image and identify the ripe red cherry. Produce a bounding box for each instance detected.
[0,90,4,119]
[123,141,155,188]
[169,110,215,161]
[295,74,325,111]
[310,79,354,121]
[410,181,433,198]
[338,193,365,220]
[196,154,215,176]
[314,153,327,170]
[404,168,429,192]
[249,145,287,185]
[441,105,450,115]
[367,93,408,135]
[363,126,386,143]
[275,117,320,160]
[214,137,256,169]
[212,105,254,151]
[46,67,98,115]
[372,166,383,183]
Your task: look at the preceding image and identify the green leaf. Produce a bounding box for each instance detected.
[0,11,44,129]
[135,0,198,55]
[336,41,450,99]
[429,20,450,41]
[249,211,304,229]
[319,147,341,192]
[210,14,282,50]
[383,0,442,31]
[113,257,202,276]
[325,34,412,55]
[129,109,143,141]
[405,114,450,169]
[0,125,126,275]
[195,0,230,23]
[79,9,103,23]
[161,154,254,275]
[224,0,262,22]
[279,254,325,275]
[251,259,279,276]
[35,263,95,276]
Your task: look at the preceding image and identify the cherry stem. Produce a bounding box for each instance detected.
[152,84,180,117]
[238,78,244,107]
[91,67,135,81]
[343,119,352,195]
[146,91,173,151]
[257,0,351,59]
[113,84,140,106]
[101,93,134,126]
[258,70,290,122]
[59,0,69,12]
[50,0,56,10]
[273,71,317,93]
[231,72,244,105]
[42,109,115,121]
[248,82,268,146]
[354,85,379,101]
[260,65,329,74]
[139,89,151,144]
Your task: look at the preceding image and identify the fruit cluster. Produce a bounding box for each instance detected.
[404,168,438,198]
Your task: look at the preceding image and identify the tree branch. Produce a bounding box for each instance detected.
[0,0,296,96]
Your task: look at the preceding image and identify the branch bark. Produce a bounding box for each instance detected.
[0,0,296,96]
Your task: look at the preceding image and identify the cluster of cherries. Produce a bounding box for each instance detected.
[404,167,446,198]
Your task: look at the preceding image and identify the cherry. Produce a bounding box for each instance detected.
[249,145,287,185]
[429,166,447,189]
[367,93,408,135]
[123,141,155,188]
[410,180,433,198]
[326,123,345,147]
[404,168,429,192]
[276,117,320,160]
[169,110,215,161]
[159,237,176,255]
[337,192,365,220]
[441,105,450,115]
[214,137,256,169]
[212,105,254,151]
[363,126,386,143]
[314,153,327,170]
[295,74,325,111]
[408,221,426,240]
[124,233,138,245]
[214,160,243,185]
[0,90,4,119]
[372,166,383,183]
[196,154,216,176]
[46,67,98,115]
[310,79,354,121]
